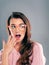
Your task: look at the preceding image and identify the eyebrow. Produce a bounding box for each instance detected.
[19,23,25,26]
[11,24,15,26]
[11,23,25,26]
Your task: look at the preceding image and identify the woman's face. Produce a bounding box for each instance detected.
[8,18,26,43]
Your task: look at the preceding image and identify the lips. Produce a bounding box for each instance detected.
[15,34,21,38]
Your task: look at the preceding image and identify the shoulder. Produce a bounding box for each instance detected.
[32,41,46,65]
[32,41,45,56]
[32,41,43,51]
[30,41,43,53]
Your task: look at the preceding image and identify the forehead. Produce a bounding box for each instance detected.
[10,18,24,25]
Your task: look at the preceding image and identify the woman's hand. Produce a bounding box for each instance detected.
[2,27,17,54]
[2,35,17,65]
[2,35,17,55]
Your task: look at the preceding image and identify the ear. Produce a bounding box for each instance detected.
[6,20,11,35]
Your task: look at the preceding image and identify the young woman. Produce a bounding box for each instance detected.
[0,12,46,65]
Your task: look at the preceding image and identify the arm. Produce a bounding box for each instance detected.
[2,35,17,65]
[31,42,46,65]
[2,52,8,65]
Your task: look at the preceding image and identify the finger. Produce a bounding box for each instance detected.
[2,40,6,49]
[13,41,17,46]
[9,37,17,47]
[7,35,12,43]
[12,39,17,47]
[8,28,16,43]
[10,37,16,45]
[9,28,14,38]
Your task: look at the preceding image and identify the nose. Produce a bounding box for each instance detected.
[15,27,20,33]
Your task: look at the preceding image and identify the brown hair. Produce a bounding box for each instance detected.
[7,12,34,65]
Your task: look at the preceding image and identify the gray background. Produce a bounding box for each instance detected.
[0,0,49,65]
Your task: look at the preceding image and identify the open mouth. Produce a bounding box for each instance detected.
[15,34,21,38]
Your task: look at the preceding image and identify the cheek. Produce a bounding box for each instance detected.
[21,30,26,35]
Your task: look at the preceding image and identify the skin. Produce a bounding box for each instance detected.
[2,18,26,65]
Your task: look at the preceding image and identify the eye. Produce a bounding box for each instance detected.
[20,24,26,28]
[11,25,16,29]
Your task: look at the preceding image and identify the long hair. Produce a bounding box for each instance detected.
[7,12,34,65]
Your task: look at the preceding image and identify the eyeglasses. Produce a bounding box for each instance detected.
[10,24,26,31]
